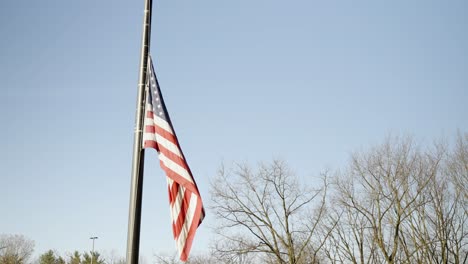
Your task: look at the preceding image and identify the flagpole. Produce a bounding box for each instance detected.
[126,0,152,263]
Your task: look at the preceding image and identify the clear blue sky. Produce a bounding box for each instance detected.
[1,0,467,261]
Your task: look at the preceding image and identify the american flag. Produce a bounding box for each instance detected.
[142,56,205,262]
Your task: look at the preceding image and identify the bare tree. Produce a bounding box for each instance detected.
[153,251,219,264]
[103,249,125,264]
[0,234,35,264]
[322,202,380,264]
[210,239,258,264]
[210,160,329,264]
[325,135,468,264]
[153,253,179,264]
[449,132,468,208]
[411,134,468,264]
[330,137,429,263]
[447,132,468,263]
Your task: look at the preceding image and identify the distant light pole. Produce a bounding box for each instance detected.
[90,236,98,264]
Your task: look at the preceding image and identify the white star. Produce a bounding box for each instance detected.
[157,105,161,108]
[159,111,163,116]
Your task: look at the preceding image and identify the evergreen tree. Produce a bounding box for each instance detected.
[39,250,56,264]
[57,256,65,264]
[81,252,104,264]
[39,250,65,264]
[68,251,81,264]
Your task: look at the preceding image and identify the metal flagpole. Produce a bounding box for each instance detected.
[126,0,152,263]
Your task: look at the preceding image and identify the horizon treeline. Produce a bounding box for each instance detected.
[2,132,467,264]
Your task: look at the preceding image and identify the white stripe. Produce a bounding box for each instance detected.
[143,113,183,159]
[169,181,183,227]
[176,192,197,256]
[144,111,183,158]
[144,104,153,117]
[159,153,194,184]
[144,117,154,126]
[143,108,156,145]
[154,115,174,134]
[154,133,183,158]
[143,131,156,143]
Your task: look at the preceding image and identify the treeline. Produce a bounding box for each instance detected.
[2,133,467,264]
[36,250,108,264]
[153,134,467,264]
[0,234,121,264]
[200,134,468,264]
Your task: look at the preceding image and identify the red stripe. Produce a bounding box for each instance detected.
[159,161,200,195]
[146,111,154,119]
[144,125,189,174]
[168,181,178,204]
[145,125,155,133]
[147,142,194,188]
[172,188,191,239]
[143,140,159,151]
[154,124,178,147]
[145,129,201,192]
[179,196,204,262]
[157,144,191,174]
